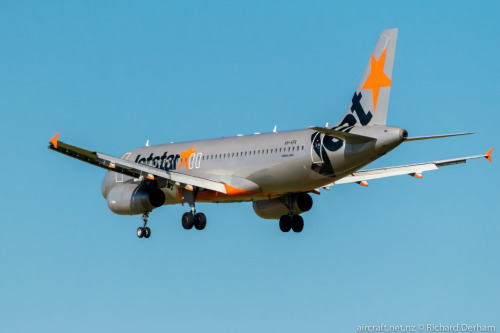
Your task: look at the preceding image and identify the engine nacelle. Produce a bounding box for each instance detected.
[253,193,313,219]
[106,183,165,215]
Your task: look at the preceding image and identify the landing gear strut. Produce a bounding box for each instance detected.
[137,211,151,238]
[181,187,207,231]
[279,194,305,233]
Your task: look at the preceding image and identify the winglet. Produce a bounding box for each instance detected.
[485,147,493,163]
[50,132,60,149]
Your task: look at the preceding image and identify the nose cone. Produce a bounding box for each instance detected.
[101,172,116,199]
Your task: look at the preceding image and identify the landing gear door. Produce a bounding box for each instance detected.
[311,132,324,164]
[116,152,131,182]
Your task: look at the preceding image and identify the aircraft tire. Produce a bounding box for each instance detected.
[291,215,304,233]
[137,227,144,238]
[144,227,151,238]
[194,213,207,230]
[182,212,195,230]
[279,215,292,232]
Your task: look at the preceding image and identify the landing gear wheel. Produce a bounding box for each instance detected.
[194,213,207,230]
[291,215,304,233]
[279,215,292,232]
[138,211,151,239]
[182,212,195,230]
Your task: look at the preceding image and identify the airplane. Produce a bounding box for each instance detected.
[48,28,493,238]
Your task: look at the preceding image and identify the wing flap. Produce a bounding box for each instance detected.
[333,163,438,184]
[331,149,492,185]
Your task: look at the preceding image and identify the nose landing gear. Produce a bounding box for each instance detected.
[137,211,151,238]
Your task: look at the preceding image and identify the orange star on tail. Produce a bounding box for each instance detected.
[362,47,391,113]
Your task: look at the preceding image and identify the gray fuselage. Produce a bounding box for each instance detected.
[102,126,406,205]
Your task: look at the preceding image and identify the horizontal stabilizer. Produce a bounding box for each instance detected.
[309,126,375,143]
[405,132,474,142]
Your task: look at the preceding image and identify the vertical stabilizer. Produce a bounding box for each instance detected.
[334,28,398,128]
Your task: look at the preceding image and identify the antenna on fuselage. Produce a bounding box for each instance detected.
[273,125,277,133]
[146,140,150,147]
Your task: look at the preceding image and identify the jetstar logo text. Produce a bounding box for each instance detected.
[135,152,180,171]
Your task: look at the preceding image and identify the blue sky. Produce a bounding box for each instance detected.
[1,1,499,332]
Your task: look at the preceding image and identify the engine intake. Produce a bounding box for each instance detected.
[106,183,165,215]
[253,193,313,219]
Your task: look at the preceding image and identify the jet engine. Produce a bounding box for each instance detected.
[106,183,166,215]
[253,193,313,219]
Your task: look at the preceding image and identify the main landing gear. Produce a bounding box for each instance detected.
[181,186,206,231]
[279,194,305,233]
[279,215,304,233]
[136,187,208,238]
[137,211,151,238]
[136,209,208,238]
[182,211,207,230]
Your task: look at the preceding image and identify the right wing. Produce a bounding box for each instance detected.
[331,148,493,186]
[48,132,228,194]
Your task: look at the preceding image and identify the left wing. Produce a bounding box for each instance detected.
[48,132,228,194]
[330,148,493,186]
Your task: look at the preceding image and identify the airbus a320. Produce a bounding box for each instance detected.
[49,28,493,238]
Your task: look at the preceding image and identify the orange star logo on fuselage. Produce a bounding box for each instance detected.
[362,47,391,113]
[177,145,197,170]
